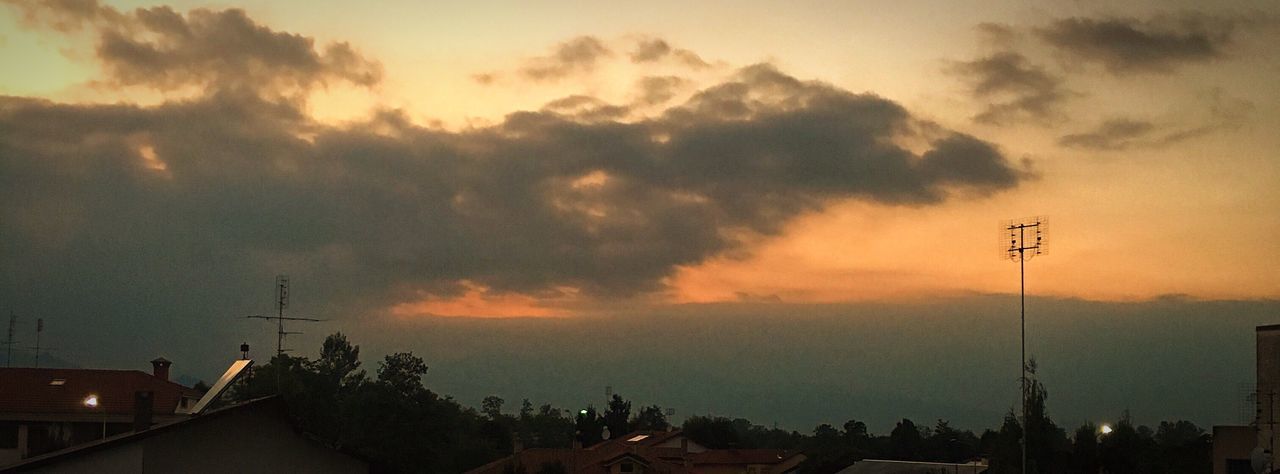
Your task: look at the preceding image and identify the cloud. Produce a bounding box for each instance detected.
[949,51,1071,125]
[2,0,381,96]
[0,64,1026,318]
[632,75,689,106]
[519,35,612,81]
[1058,118,1158,150]
[629,37,710,69]
[1059,90,1253,150]
[1036,13,1243,74]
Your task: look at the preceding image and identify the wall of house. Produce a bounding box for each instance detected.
[139,406,366,474]
[17,404,366,474]
[1212,425,1257,474]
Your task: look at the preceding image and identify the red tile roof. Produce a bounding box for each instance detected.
[0,367,199,416]
[465,431,803,474]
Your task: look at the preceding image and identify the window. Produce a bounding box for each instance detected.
[48,379,65,386]
[0,422,18,449]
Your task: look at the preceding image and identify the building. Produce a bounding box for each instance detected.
[466,430,805,474]
[0,358,201,465]
[0,396,367,474]
[835,459,987,474]
[1212,324,1280,474]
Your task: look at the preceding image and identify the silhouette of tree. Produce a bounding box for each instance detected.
[888,418,924,460]
[631,404,669,431]
[377,352,428,396]
[683,416,743,448]
[603,394,631,438]
[483,395,506,420]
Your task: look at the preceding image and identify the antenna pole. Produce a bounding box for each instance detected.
[5,312,15,368]
[246,275,323,358]
[33,318,42,368]
[1002,217,1047,474]
[1020,237,1026,474]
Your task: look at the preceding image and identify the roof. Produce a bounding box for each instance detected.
[465,430,802,474]
[0,396,278,472]
[689,449,797,465]
[0,367,199,416]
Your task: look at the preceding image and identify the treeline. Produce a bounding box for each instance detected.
[229,334,1211,473]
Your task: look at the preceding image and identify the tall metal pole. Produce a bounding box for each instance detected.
[1020,240,1026,474]
[1002,217,1047,474]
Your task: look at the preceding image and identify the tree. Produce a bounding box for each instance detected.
[603,394,631,439]
[483,395,506,420]
[1071,422,1101,474]
[683,416,743,448]
[315,332,361,386]
[888,419,924,461]
[377,352,428,396]
[631,404,669,432]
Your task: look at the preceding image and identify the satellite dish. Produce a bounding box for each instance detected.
[602,426,611,440]
[1251,446,1270,474]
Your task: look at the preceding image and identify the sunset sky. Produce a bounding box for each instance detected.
[2,0,1278,431]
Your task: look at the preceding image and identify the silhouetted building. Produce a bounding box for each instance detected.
[0,358,201,465]
[0,396,367,474]
[1212,324,1280,474]
[466,430,805,474]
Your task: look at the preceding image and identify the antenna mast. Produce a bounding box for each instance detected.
[33,318,43,368]
[4,312,16,368]
[1002,216,1048,474]
[247,275,323,357]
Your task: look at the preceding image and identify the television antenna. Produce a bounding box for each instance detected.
[28,318,57,368]
[246,275,324,356]
[1002,216,1047,474]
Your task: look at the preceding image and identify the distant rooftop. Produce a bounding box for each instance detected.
[0,367,199,416]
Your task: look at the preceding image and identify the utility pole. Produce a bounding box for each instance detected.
[33,318,43,368]
[4,312,16,367]
[246,275,323,357]
[1003,216,1047,474]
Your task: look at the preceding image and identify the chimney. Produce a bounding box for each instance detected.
[133,391,154,431]
[150,357,171,381]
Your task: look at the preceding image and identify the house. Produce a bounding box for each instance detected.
[466,430,805,474]
[0,358,201,465]
[0,396,367,473]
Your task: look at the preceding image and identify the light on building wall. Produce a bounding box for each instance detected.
[83,394,99,408]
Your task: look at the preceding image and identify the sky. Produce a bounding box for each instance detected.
[1,0,1278,433]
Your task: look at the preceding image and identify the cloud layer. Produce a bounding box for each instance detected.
[1037,13,1242,75]
[0,1,1024,336]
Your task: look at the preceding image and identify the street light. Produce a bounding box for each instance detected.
[1099,424,1113,435]
[83,394,104,439]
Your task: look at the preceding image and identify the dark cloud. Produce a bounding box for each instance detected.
[629,37,710,69]
[1059,91,1252,150]
[1036,13,1242,74]
[975,22,1019,48]
[632,75,689,106]
[0,63,1026,317]
[3,0,381,95]
[372,296,1273,432]
[540,94,630,121]
[519,36,612,81]
[1059,118,1157,150]
[949,51,1071,125]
